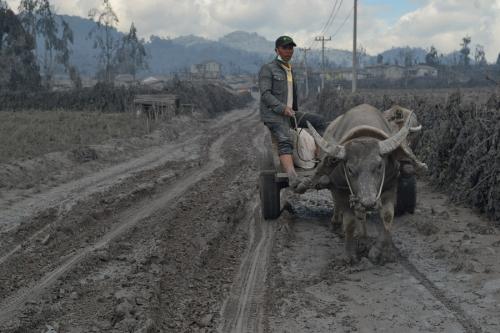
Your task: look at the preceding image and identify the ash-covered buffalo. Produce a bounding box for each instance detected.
[306,104,425,263]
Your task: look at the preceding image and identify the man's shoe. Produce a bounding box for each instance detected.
[288,175,310,194]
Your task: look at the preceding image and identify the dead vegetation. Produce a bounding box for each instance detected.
[0,111,148,163]
[0,80,251,114]
[0,81,251,163]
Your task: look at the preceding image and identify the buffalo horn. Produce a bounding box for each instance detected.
[379,122,410,155]
[378,112,420,155]
[307,121,346,160]
[409,125,422,132]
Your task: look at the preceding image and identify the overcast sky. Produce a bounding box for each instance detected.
[6,0,500,61]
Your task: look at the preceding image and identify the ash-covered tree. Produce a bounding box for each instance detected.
[17,0,37,38]
[474,44,487,66]
[376,54,383,65]
[404,48,414,67]
[18,0,76,87]
[356,45,366,67]
[0,2,41,90]
[114,22,148,80]
[459,36,471,67]
[425,46,439,66]
[55,19,81,88]
[88,0,119,83]
[398,47,414,67]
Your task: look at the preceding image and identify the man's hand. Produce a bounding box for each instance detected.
[283,106,295,117]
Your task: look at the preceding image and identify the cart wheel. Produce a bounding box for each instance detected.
[395,174,416,216]
[260,170,281,219]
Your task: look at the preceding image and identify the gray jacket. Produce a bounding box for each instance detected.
[258,59,298,123]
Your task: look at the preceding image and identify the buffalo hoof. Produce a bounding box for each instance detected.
[329,221,343,235]
[368,245,396,265]
[341,253,359,265]
[292,178,311,194]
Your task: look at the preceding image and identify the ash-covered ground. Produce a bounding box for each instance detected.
[1,94,499,333]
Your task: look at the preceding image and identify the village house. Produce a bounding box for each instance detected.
[114,74,136,87]
[141,76,168,90]
[190,61,222,80]
[408,64,438,78]
[365,65,406,80]
[328,68,367,81]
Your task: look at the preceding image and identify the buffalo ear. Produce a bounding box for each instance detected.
[307,121,346,160]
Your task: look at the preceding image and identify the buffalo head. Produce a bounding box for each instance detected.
[307,116,414,210]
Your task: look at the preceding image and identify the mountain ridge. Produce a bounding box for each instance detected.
[45,15,457,77]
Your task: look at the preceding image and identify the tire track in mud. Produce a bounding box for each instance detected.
[0,135,201,232]
[395,243,482,333]
[264,187,485,332]
[218,200,276,333]
[0,101,257,237]
[0,106,258,266]
[0,107,257,324]
[218,133,276,333]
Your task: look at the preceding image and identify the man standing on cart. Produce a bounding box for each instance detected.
[258,35,326,190]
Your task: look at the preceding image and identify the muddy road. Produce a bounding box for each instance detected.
[1,99,499,333]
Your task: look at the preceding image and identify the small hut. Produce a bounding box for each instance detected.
[132,94,180,131]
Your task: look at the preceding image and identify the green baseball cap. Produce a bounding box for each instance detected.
[275,35,296,48]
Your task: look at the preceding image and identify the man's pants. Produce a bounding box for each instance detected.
[264,111,327,156]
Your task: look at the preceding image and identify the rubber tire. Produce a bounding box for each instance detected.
[395,174,417,216]
[258,147,275,171]
[260,171,281,220]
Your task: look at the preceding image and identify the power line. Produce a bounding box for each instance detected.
[330,4,353,39]
[352,0,358,93]
[320,0,341,35]
[306,0,340,49]
[322,0,344,35]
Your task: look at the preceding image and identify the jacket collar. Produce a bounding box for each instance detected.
[273,58,292,71]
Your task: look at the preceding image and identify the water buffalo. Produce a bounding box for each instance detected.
[306,104,424,264]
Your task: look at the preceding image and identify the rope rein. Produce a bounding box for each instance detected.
[343,162,385,210]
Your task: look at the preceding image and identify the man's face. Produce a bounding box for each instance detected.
[276,44,294,62]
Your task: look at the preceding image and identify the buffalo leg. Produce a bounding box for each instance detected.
[369,189,396,263]
[343,210,358,264]
[330,190,344,232]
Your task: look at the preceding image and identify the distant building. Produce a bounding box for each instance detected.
[408,65,438,78]
[114,74,136,87]
[328,68,367,81]
[319,63,438,84]
[190,61,222,80]
[141,76,165,90]
[224,74,257,92]
[365,65,406,80]
[132,94,180,132]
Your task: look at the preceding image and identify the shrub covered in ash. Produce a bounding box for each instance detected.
[0,6,41,91]
[313,88,500,222]
[415,91,500,222]
[0,80,252,115]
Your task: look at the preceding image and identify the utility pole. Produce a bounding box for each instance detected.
[352,0,358,93]
[299,47,311,98]
[315,36,331,90]
[315,36,332,71]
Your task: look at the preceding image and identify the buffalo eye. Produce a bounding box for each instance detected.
[347,165,355,176]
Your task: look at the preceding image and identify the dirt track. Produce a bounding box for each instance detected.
[1,99,499,333]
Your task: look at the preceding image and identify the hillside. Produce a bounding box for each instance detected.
[38,15,465,78]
